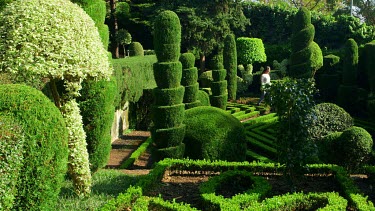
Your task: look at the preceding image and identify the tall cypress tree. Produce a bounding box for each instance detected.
[224,34,237,101]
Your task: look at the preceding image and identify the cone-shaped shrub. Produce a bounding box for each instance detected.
[210,49,228,110]
[289,7,323,78]
[180,52,200,109]
[224,34,237,101]
[151,10,185,160]
[337,38,359,113]
[0,84,68,210]
[364,41,375,118]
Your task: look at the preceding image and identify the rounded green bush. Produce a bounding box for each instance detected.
[224,34,237,101]
[289,7,323,78]
[180,53,195,69]
[197,90,211,106]
[153,86,185,106]
[236,37,266,65]
[129,42,144,56]
[0,84,68,210]
[212,69,227,81]
[0,0,111,80]
[318,131,342,163]
[153,10,181,62]
[0,113,24,210]
[183,106,246,161]
[153,62,183,88]
[337,126,373,170]
[308,103,353,141]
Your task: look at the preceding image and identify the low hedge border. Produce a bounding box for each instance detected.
[242,113,278,126]
[246,150,275,163]
[102,159,374,210]
[235,111,260,121]
[119,137,152,169]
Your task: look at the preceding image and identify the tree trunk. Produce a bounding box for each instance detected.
[199,53,206,75]
[109,0,119,58]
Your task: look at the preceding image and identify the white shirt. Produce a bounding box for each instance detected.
[261,74,270,86]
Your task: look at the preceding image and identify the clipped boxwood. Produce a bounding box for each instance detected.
[183,106,246,161]
[129,42,144,57]
[151,124,186,148]
[152,104,185,129]
[197,90,210,106]
[0,113,24,210]
[181,67,199,86]
[153,86,185,106]
[236,37,266,65]
[153,62,183,88]
[211,81,228,96]
[0,84,68,210]
[210,94,228,110]
[308,103,353,141]
[180,52,195,69]
[212,69,227,81]
[183,83,199,102]
[224,34,237,101]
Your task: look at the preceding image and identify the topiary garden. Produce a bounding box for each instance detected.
[1,0,375,210]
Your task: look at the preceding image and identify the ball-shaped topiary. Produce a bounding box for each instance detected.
[0,84,68,210]
[236,37,267,65]
[337,126,373,170]
[0,0,111,83]
[0,113,24,210]
[183,106,246,161]
[289,7,323,78]
[308,103,353,141]
[224,34,238,101]
[129,42,144,57]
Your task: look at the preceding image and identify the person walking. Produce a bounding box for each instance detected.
[256,66,271,106]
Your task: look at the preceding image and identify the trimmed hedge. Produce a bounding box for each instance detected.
[153,62,183,88]
[77,77,116,173]
[129,42,144,57]
[289,7,323,78]
[210,49,228,110]
[183,106,246,161]
[197,90,211,106]
[236,37,267,65]
[0,113,24,210]
[180,52,200,109]
[0,84,68,210]
[153,86,185,105]
[152,104,185,128]
[224,34,237,100]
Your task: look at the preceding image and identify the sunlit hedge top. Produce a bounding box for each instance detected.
[236,37,266,65]
[0,0,111,80]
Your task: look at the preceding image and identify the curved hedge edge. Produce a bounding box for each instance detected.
[119,137,152,169]
[242,113,278,126]
[199,170,271,211]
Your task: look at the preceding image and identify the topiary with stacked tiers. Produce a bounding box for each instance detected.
[210,49,228,110]
[180,52,201,109]
[151,10,185,159]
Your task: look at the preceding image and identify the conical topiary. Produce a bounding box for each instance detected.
[289,7,323,79]
[337,38,359,113]
[151,10,185,160]
[224,34,237,101]
[180,52,201,109]
[210,48,228,110]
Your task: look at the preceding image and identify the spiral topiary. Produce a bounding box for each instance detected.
[289,7,323,79]
[337,38,359,113]
[364,41,375,119]
[151,10,185,160]
[129,42,144,57]
[183,106,246,161]
[0,0,112,196]
[180,52,200,109]
[0,84,68,210]
[224,34,238,101]
[210,48,228,110]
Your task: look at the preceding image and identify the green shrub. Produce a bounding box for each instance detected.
[129,42,144,56]
[183,106,246,161]
[153,10,181,62]
[0,113,24,210]
[152,104,185,128]
[198,70,213,88]
[210,49,228,110]
[337,126,373,170]
[153,62,183,88]
[318,131,342,163]
[223,34,237,101]
[364,41,375,119]
[180,52,200,109]
[197,90,211,106]
[308,103,354,141]
[179,52,195,69]
[77,78,116,173]
[236,37,267,65]
[153,86,184,106]
[289,7,323,78]
[0,84,68,210]
[321,54,341,74]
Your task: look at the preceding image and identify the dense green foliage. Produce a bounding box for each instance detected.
[129,42,144,57]
[0,84,68,210]
[210,49,228,110]
[197,90,211,106]
[308,103,354,142]
[315,54,341,101]
[183,106,246,161]
[364,41,375,119]
[236,37,266,65]
[0,113,24,210]
[267,78,317,181]
[151,10,185,160]
[224,34,238,101]
[180,52,200,109]
[289,7,323,79]
[78,78,116,173]
[337,39,359,113]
